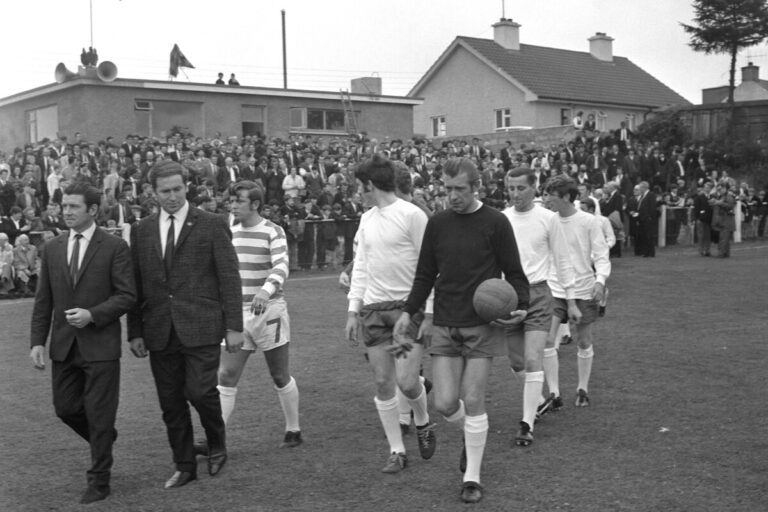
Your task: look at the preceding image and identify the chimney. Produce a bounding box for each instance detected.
[742,62,759,82]
[493,18,521,51]
[588,32,613,62]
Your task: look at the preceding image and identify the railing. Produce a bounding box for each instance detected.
[657,202,748,248]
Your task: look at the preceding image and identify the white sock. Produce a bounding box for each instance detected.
[577,346,594,393]
[217,385,237,425]
[543,348,560,398]
[523,371,544,428]
[395,386,411,426]
[463,413,488,484]
[406,384,429,427]
[444,399,466,430]
[276,376,300,432]
[375,395,405,454]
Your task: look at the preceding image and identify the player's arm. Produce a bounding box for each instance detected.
[29,243,53,370]
[396,219,438,340]
[494,215,530,311]
[407,208,435,330]
[253,226,289,314]
[548,216,580,322]
[590,216,611,303]
[345,225,368,346]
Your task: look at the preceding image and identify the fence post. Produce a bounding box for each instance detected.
[658,205,666,248]
[734,200,743,243]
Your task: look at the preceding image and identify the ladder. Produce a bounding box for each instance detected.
[340,89,359,135]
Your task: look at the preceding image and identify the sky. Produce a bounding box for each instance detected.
[2,0,768,103]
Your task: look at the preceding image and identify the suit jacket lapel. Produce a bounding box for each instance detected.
[175,208,198,253]
[56,236,74,288]
[76,228,104,283]
[145,213,163,262]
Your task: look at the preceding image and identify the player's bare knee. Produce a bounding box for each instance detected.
[396,373,420,398]
[218,368,239,387]
[270,368,291,388]
[524,356,542,373]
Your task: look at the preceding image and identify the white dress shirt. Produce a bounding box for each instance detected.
[68,221,97,268]
[159,201,189,254]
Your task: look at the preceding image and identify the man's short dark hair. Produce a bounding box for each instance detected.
[148,160,186,188]
[545,175,579,202]
[64,181,101,210]
[395,169,412,196]
[505,166,536,187]
[232,180,264,212]
[355,155,395,192]
[442,158,480,185]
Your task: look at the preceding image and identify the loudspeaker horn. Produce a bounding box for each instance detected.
[54,62,78,83]
[97,61,118,82]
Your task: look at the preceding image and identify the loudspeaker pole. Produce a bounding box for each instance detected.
[90,0,94,47]
[282,9,287,89]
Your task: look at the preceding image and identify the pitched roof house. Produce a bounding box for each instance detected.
[702,62,768,103]
[408,19,690,138]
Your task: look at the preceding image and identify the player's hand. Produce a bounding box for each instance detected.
[250,289,270,315]
[129,337,148,358]
[417,313,433,341]
[385,336,413,359]
[338,271,350,292]
[345,313,360,346]
[567,302,583,324]
[64,308,93,329]
[224,331,244,353]
[393,312,411,340]
[30,345,45,370]
[491,310,527,328]
[592,282,605,303]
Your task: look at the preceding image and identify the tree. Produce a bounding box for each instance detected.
[681,0,768,106]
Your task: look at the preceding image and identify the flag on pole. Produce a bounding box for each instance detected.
[169,44,194,78]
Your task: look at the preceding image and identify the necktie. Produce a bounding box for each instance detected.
[164,215,175,274]
[70,234,83,286]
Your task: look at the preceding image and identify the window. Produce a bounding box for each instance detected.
[625,113,636,130]
[431,115,446,137]
[289,107,346,132]
[495,108,512,130]
[596,111,608,131]
[26,104,58,143]
[560,108,572,126]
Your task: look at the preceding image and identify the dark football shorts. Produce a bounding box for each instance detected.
[360,300,425,348]
[503,281,552,333]
[552,297,600,325]
[429,324,506,358]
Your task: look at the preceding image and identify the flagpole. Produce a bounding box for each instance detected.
[90,0,94,47]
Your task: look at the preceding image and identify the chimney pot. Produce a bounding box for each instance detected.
[493,19,521,51]
[588,32,613,62]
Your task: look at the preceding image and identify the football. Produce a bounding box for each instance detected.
[472,278,518,323]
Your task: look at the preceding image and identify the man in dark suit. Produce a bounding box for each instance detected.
[30,182,136,504]
[633,181,658,257]
[614,122,633,153]
[127,161,243,489]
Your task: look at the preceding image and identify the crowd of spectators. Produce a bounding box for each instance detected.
[0,127,766,297]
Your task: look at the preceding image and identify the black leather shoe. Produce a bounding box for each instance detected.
[460,481,484,503]
[80,485,110,504]
[164,470,197,489]
[208,451,227,476]
[193,440,209,457]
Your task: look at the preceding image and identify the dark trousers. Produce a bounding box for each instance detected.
[697,221,712,255]
[149,327,224,472]
[637,219,656,257]
[52,341,119,487]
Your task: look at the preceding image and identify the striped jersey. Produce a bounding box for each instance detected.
[231,218,289,306]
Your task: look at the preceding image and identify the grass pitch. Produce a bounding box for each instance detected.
[1,243,766,511]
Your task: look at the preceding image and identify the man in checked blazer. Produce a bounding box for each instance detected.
[30,182,136,504]
[127,161,243,490]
